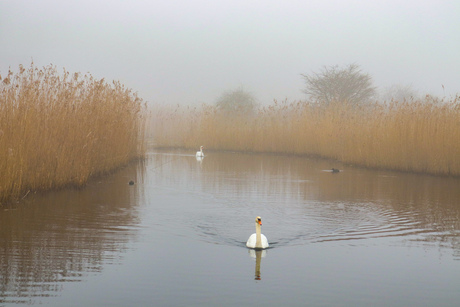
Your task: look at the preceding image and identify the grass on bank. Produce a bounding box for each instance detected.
[148,96,460,176]
[0,63,146,205]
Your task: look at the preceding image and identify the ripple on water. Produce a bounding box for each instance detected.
[159,186,456,252]
[303,202,440,245]
[182,200,439,250]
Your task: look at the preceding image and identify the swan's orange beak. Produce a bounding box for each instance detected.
[258,220,262,225]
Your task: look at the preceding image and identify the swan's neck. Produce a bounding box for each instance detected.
[255,222,262,248]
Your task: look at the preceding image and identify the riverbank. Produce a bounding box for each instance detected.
[149,97,460,176]
[0,63,146,205]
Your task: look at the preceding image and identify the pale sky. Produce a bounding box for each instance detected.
[1,0,459,105]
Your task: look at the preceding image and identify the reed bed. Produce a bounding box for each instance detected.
[149,96,460,176]
[0,63,146,205]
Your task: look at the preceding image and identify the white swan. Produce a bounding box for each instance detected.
[196,146,204,157]
[246,216,269,249]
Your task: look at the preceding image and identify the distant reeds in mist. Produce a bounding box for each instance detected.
[149,96,460,176]
[0,63,146,205]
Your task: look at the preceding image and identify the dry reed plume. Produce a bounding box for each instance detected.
[0,63,146,205]
[149,96,460,176]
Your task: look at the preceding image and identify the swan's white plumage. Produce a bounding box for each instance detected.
[246,233,269,249]
[196,146,204,157]
[246,216,269,249]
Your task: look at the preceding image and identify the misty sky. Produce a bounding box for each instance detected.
[1,0,459,105]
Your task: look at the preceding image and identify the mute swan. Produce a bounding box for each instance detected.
[196,146,204,157]
[246,216,269,249]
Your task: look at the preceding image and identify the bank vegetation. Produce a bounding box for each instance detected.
[0,63,146,205]
[149,96,460,176]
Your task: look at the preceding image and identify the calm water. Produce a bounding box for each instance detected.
[1,149,460,306]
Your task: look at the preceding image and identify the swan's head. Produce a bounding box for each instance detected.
[255,216,262,225]
[200,146,204,150]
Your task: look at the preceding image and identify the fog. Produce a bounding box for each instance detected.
[1,0,459,105]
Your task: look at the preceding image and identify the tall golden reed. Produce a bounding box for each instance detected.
[0,63,146,205]
[149,96,460,176]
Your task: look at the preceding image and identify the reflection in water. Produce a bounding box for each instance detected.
[149,150,460,257]
[2,149,460,306]
[248,249,267,280]
[0,161,145,305]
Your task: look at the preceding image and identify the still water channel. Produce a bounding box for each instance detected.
[1,149,460,306]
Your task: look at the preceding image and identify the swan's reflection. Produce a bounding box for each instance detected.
[248,249,267,280]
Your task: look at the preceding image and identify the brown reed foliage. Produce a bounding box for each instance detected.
[149,96,460,176]
[0,63,146,205]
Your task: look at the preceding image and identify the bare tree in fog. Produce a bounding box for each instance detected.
[380,84,419,102]
[302,64,376,106]
[215,87,258,116]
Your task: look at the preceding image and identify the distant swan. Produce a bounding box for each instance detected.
[196,146,204,157]
[246,216,269,249]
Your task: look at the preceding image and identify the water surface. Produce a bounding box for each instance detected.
[1,149,459,306]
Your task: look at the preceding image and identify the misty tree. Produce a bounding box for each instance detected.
[301,64,376,106]
[215,87,258,116]
[380,84,418,102]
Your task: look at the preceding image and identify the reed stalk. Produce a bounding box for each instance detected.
[149,96,460,176]
[0,63,146,205]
